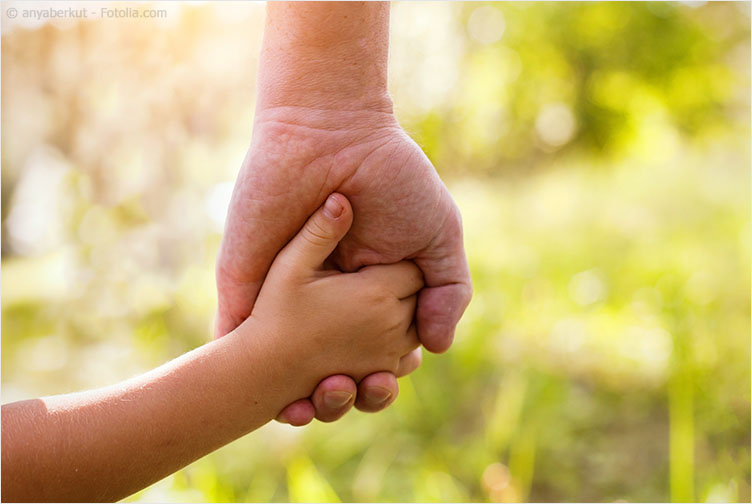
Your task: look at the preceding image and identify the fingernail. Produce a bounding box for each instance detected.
[323,194,344,219]
[323,391,353,409]
[365,387,392,405]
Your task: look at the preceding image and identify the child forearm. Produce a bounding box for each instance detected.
[1,325,291,502]
[1,193,423,502]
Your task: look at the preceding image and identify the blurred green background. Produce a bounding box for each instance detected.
[1,1,749,502]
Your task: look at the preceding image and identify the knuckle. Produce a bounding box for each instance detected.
[365,283,391,306]
[390,308,408,328]
[413,269,425,288]
[301,221,331,247]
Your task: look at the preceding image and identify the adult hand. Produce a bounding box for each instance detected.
[217,106,470,424]
[214,3,472,425]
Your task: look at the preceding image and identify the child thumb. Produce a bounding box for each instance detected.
[281,193,353,272]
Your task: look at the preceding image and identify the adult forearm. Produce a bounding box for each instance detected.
[257,1,392,111]
[1,328,290,502]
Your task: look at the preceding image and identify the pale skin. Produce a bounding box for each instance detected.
[1,194,424,503]
[219,1,472,426]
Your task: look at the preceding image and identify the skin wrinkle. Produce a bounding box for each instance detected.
[343,146,444,257]
[219,153,327,294]
[330,132,398,192]
[239,124,412,281]
[255,109,397,132]
[246,139,327,176]
[414,200,454,261]
[254,101,396,127]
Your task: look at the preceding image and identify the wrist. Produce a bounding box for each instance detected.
[256,1,392,113]
[256,50,393,113]
[232,317,318,411]
[257,76,393,114]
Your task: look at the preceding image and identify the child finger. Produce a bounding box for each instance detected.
[360,261,425,299]
[276,193,353,274]
[398,294,418,328]
[399,323,421,356]
[396,347,423,377]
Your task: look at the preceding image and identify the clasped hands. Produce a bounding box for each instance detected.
[215,107,473,426]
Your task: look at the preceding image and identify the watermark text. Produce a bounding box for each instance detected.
[6,6,168,21]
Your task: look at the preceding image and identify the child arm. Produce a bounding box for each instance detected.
[1,193,423,502]
[2,328,287,502]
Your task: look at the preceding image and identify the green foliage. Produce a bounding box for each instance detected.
[392,2,750,176]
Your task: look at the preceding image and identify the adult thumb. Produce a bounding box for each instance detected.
[279,193,353,273]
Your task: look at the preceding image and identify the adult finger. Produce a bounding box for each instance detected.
[276,398,316,427]
[415,202,473,353]
[416,283,472,353]
[310,375,358,423]
[358,261,425,299]
[354,372,399,413]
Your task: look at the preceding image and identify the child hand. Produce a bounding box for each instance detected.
[239,193,423,402]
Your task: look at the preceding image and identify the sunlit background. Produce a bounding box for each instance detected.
[2,1,750,502]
